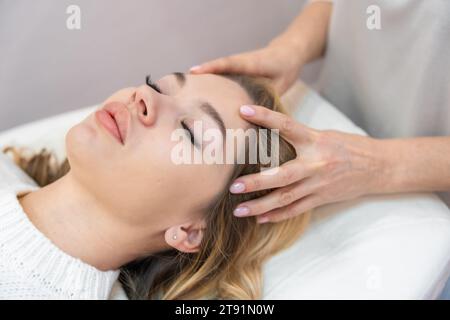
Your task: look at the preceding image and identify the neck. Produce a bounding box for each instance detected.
[18,172,167,271]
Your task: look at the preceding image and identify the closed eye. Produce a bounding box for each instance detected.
[181,121,200,148]
[145,75,162,94]
[145,74,199,148]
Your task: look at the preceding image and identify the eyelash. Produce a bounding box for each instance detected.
[145,75,162,94]
[181,121,198,147]
[145,74,198,147]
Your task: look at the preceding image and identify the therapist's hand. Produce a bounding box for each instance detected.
[189,40,305,95]
[231,105,385,223]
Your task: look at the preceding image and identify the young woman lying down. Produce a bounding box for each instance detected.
[0,73,310,299]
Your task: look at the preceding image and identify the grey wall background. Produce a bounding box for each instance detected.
[0,0,322,131]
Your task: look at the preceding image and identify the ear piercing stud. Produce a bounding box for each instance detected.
[172,234,177,240]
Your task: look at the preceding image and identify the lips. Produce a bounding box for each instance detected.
[95,102,130,145]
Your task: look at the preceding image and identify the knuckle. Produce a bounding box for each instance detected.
[280,167,295,184]
[314,131,328,147]
[315,193,326,205]
[318,129,333,140]
[219,57,231,69]
[270,215,281,223]
[316,130,338,147]
[293,199,309,216]
[279,190,295,207]
[287,205,300,218]
[283,207,295,220]
[281,117,295,134]
[323,159,338,173]
[314,181,326,195]
[251,177,262,191]
[252,53,262,69]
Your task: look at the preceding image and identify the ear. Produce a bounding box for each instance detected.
[164,219,206,253]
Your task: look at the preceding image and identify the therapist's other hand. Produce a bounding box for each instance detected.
[189,41,304,95]
[231,105,384,223]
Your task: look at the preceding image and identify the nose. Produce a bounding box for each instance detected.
[134,85,157,126]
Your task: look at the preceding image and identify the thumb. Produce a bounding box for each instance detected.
[189,52,258,75]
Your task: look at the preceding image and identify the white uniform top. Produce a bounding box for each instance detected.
[316,0,450,206]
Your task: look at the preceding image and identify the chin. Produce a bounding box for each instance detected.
[65,117,100,171]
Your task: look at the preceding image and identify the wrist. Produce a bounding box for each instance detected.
[368,138,400,195]
[268,35,308,67]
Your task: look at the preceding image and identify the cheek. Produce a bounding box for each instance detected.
[167,163,232,212]
[129,142,227,216]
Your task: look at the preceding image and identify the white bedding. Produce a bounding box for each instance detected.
[1,82,449,299]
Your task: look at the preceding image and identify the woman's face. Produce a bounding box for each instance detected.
[66,73,254,237]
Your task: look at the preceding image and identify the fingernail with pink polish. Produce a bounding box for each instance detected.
[240,105,255,116]
[190,65,201,72]
[233,206,249,217]
[229,182,245,193]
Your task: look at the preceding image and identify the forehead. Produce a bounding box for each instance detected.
[161,73,255,130]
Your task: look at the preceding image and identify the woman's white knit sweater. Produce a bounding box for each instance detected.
[0,152,122,299]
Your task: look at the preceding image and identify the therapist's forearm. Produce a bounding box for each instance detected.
[374,137,450,194]
[269,1,333,65]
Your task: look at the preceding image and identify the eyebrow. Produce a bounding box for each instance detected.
[200,102,226,138]
[171,72,226,139]
[172,72,186,86]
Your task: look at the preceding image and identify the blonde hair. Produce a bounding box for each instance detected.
[2,75,310,299]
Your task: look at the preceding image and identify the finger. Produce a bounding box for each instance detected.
[239,105,315,144]
[189,52,259,75]
[233,178,313,217]
[229,159,308,194]
[256,194,320,224]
